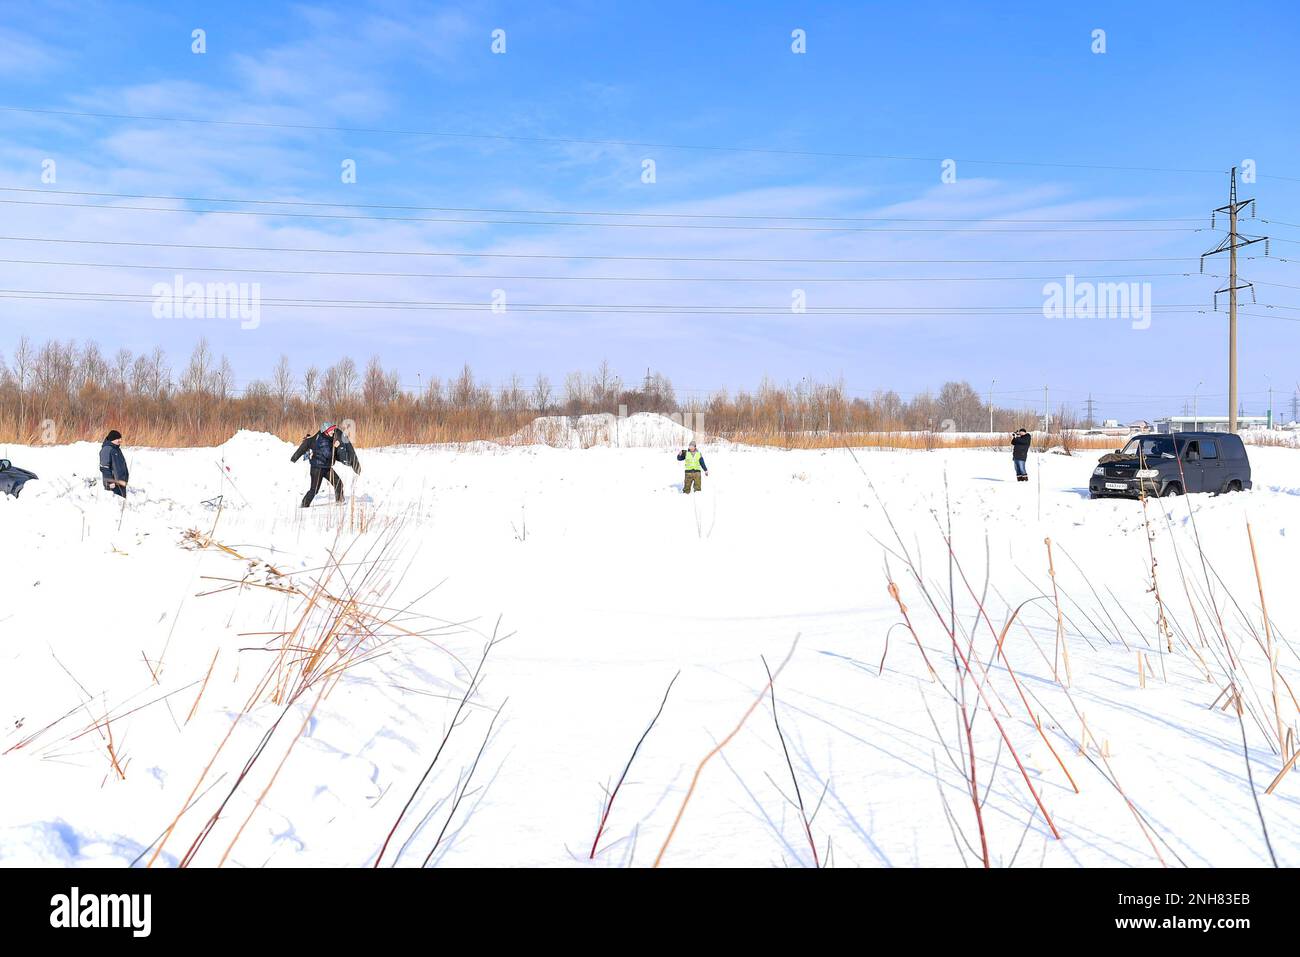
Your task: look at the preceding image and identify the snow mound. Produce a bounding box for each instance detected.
[507,412,704,449]
[218,429,295,461]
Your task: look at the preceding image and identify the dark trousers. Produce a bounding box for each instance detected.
[1014,458,1028,479]
[302,467,344,507]
[102,474,127,498]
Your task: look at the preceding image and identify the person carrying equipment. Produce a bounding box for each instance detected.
[676,439,708,494]
[99,430,129,498]
[291,422,360,507]
[1011,428,1032,482]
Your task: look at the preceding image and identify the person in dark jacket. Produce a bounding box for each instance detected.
[291,422,360,507]
[676,439,708,494]
[1011,428,1032,482]
[0,459,38,498]
[99,430,129,498]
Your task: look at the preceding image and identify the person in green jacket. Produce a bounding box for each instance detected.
[676,440,708,494]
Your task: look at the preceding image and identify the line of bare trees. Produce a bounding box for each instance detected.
[1,335,1053,447]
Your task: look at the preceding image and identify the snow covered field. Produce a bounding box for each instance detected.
[2,417,1299,868]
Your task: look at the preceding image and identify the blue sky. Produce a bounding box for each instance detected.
[2,0,1299,420]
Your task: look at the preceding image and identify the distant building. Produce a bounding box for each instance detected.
[1153,415,1270,433]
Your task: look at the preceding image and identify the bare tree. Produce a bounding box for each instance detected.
[180,339,215,395]
[563,371,588,412]
[532,373,552,413]
[77,341,110,393]
[937,381,984,432]
[362,355,399,406]
[130,348,169,400]
[422,374,445,409]
[319,357,358,406]
[213,354,235,401]
[302,365,320,403]
[272,355,294,417]
[500,373,526,413]
[592,359,620,408]
[451,363,476,407]
[112,348,133,393]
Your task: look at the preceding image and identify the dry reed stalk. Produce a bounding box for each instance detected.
[141,651,160,685]
[762,656,821,868]
[421,697,508,868]
[1006,613,1172,865]
[104,719,126,781]
[885,579,940,681]
[147,703,252,867]
[150,525,431,867]
[375,626,501,868]
[589,671,680,861]
[186,650,220,725]
[847,448,1064,829]
[1265,744,1299,794]
[217,678,329,867]
[1245,522,1286,753]
[1137,490,1175,654]
[1045,538,1072,687]
[1078,714,1111,758]
[937,545,1079,794]
[960,696,990,868]
[184,576,392,867]
[653,634,800,868]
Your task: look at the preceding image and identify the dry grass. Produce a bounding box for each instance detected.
[0,335,1119,450]
[840,446,1300,867]
[0,404,1129,453]
[148,523,485,868]
[717,428,1119,450]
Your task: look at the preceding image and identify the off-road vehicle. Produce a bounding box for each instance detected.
[1089,432,1251,499]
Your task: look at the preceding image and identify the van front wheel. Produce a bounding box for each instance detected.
[1227,480,1243,492]
[1161,482,1183,497]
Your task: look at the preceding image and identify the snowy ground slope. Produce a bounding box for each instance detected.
[1,428,1299,868]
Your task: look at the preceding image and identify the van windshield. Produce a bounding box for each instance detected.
[1122,437,1177,460]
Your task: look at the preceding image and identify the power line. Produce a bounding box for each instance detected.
[0,187,1209,224]
[0,104,1231,176]
[0,234,1216,266]
[0,286,1238,315]
[0,257,1219,285]
[0,198,1216,233]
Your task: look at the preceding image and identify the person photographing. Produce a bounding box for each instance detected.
[676,439,708,494]
[1011,428,1032,482]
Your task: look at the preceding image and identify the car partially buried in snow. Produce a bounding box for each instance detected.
[1088,432,1251,499]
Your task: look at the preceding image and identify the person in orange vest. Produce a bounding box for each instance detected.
[676,439,708,494]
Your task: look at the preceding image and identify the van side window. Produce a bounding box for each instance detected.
[1202,440,1219,460]
[1184,440,1200,460]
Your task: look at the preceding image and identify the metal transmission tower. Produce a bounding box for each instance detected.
[1084,394,1097,429]
[1202,167,1268,433]
[1292,389,1300,427]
